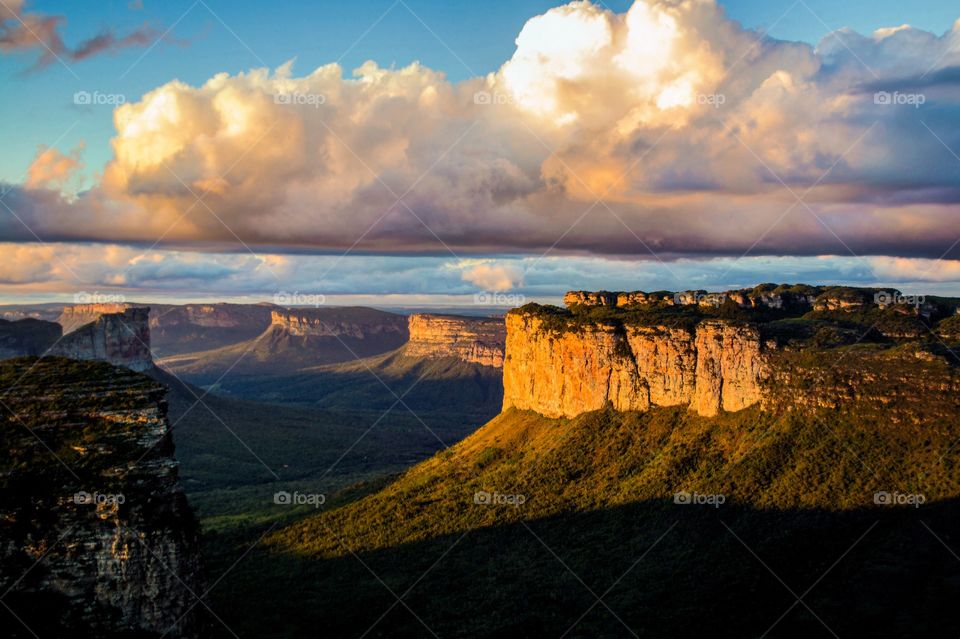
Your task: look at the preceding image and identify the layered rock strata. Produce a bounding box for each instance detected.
[404,314,506,368]
[502,312,769,418]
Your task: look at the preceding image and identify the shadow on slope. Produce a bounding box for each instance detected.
[148,364,497,488]
[207,348,504,415]
[146,367,486,533]
[158,307,409,382]
[208,499,960,638]
[200,403,960,637]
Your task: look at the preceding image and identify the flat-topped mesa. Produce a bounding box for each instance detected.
[404,314,506,368]
[503,310,769,418]
[58,302,131,333]
[270,308,408,339]
[157,303,258,328]
[51,307,153,372]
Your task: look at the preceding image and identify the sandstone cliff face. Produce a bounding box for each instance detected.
[271,308,408,339]
[0,358,201,638]
[404,314,506,368]
[692,322,768,416]
[502,315,648,417]
[58,303,131,334]
[624,325,697,406]
[502,312,769,418]
[51,308,153,372]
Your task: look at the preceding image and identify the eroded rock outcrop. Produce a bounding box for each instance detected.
[51,308,153,372]
[271,308,408,339]
[58,303,131,334]
[0,358,201,638]
[562,291,620,308]
[503,311,769,418]
[692,322,768,416]
[404,314,506,368]
[563,285,824,312]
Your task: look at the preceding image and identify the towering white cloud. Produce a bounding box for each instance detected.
[4,0,960,263]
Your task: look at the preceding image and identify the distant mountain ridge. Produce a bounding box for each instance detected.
[159,306,410,381]
[57,302,276,357]
[0,308,154,372]
[187,312,507,418]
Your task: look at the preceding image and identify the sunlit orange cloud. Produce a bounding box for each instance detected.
[25,144,84,191]
[3,1,960,261]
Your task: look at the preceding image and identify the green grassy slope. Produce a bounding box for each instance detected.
[203,400,960,638]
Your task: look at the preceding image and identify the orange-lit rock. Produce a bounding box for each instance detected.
[405,314,505,368]
[503,311,770,418]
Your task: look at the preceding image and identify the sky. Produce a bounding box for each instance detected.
[1,0,959,306]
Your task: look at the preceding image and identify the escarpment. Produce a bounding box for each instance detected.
[0,358,201,638]
[503,312,769,417]
[270,308,408,339]
[51,307,154,372]
[57,303,131,334]
[506,284,960,420]
[404,314,506,368]
[0,308,154,372]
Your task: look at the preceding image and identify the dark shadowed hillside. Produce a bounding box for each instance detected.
[204,392,960,637]
[159,306,409,382]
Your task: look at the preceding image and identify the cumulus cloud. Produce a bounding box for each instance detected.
[25,143,84,191]
[0,0,163,71]
[4,0,960,264]
[460,262,524,291]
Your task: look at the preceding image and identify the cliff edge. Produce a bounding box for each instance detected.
[0,358,201,637]
[404,314,505,368]
[51,307,153,372]
[505,285,960,419]
[503,311,767,417]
